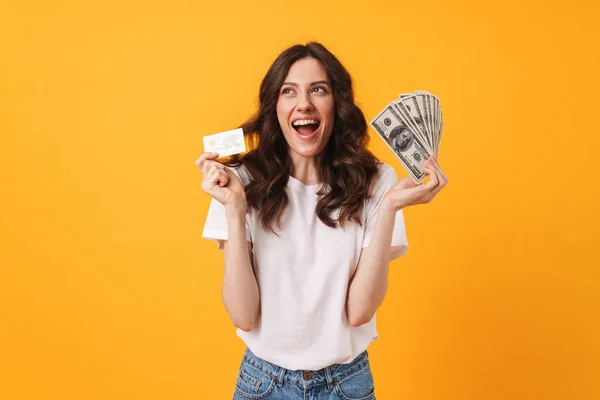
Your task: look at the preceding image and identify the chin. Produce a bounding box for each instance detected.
[288,135,328,157]
[290,145,324,158]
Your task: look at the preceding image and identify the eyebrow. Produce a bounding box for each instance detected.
[282,80,331,87]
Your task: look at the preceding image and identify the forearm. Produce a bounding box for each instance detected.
[222,208,260,331]
[346,204,397,326]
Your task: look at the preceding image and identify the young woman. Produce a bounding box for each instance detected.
[196,42,448,400]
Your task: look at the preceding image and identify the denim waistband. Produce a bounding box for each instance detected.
[242,347,371,389]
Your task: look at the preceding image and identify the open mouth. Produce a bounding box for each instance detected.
[292,118,321,138]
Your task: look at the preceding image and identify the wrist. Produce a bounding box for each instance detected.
[225,202,247,220]
[381,195,401,215]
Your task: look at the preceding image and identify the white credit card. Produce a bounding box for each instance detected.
[203,128,246,157]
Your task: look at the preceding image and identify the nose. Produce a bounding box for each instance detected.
[296,91,314,112]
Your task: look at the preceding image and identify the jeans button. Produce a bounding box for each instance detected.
[303,371,313,380]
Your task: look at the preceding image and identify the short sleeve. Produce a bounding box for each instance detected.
[201,165,253,250]
[362,164,408,261]
[201,198,252,250]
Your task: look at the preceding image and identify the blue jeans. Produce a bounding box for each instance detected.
[233,347,376,400]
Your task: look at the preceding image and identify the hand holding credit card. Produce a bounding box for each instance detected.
[203,128,246,157]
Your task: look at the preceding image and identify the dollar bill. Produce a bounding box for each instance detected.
[370,103,431,183]
[414,90,435,151]
[400,93,432,144]
[414,91,436,157]
[392,101,431,156]
[431,94,441,156]
[396,95,434,154]
[435,96,443,156]
[431,95,438,155]
[438,120,444,156]
[415,90,443,157]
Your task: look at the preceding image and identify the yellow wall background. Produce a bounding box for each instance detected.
[1,0,599,399]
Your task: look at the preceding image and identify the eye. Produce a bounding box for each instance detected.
[281,88,295,95]
[312,86,328,93]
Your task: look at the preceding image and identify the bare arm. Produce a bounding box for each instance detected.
[221,208,260,332]
[346,157,448,326]
[345,205,395,327]
[196,152,260,332]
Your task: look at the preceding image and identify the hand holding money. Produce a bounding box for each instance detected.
[370,91,444,184]
[381,156,448,212]
[195,152,247,213]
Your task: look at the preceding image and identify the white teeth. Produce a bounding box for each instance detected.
[292,119,319,127]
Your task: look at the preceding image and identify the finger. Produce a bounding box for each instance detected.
[205,169,228,190]
[422,175,445,202]
[207,165,219,178]
[429,161,447,190]
[423,163,447,202]
[421,161,432,175]
[204,160,226,170]
[204,161,226,176]
[403,183,432,205]
[422,185,443,204]
[208,169,222,186]
[420,163,439,193]
[429,167,448,198]
[206,165,227,186]
[196,152,219,171]
[201,170,219,192]
[215,170,229,187]
[420,162,435,182]
[428,158,447,183]
[426,182,445,202]
[393,176,418,190]
[429,157,448,183]
[195,152,219,168]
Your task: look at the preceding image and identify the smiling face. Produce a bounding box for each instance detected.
[276,57,335,163]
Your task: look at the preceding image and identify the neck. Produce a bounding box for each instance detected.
[289,152,321,185]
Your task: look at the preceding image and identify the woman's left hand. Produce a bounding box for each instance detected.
[382,156,449,212]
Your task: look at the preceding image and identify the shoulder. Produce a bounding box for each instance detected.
[376,162,396,178]
[372,162,398,189]
[363,162,398,202]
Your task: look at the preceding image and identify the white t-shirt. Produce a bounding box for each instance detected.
[202,162,408,371]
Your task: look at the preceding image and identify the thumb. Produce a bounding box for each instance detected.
[393,176,418,190]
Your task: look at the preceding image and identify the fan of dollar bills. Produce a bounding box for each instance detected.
[370,90,443,184]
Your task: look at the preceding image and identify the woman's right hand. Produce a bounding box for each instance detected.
[195,153,247,213]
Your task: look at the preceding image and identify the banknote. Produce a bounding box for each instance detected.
[403,90,443,157]
[370,103,431,183]
[414,90,436,151]
[399,93,432,148]
[394,97,433,154]
[434,96,442,155]
[372,90,444,182]
[203,128,246,157]
[413,93,431,138]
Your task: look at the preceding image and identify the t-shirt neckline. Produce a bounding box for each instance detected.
[287,175,323,190]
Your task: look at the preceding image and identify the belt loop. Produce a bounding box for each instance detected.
[277,367,286,387]
[324,366,335,389]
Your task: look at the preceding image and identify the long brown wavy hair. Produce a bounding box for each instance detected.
[226,42,380,233]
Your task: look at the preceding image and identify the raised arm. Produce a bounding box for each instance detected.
[197,153,260,331]
[346,156,448,326]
